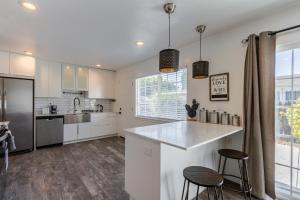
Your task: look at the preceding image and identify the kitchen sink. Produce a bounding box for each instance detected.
[64,113,91,124]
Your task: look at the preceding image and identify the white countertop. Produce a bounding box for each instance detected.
[125,121,243,150]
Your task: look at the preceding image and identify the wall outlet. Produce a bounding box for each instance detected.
[224,137,232,147]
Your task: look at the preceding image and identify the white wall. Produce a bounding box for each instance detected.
[115,4,300,137]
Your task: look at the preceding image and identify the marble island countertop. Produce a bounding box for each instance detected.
[125,121,243,150]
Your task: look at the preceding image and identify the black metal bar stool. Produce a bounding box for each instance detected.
[218,149,252,200]
[181,166,224,200]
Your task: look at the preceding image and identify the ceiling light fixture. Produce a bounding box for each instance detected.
[24,51,33,55]
[159,3,179,73]
[19,0,37,11]
[136,41,144,47]
[96,64,101,67]
[192,25,209,79]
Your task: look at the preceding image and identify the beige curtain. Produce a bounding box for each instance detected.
[243,32,276,199]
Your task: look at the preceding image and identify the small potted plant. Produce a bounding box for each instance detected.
[185,99,199,121]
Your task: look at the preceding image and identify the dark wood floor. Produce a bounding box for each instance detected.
[0,137,128,200]
[0,137,245,200]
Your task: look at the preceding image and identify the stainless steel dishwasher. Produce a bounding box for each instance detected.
[36,115,64,148]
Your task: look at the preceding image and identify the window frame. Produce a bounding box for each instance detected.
[134,69,187,121]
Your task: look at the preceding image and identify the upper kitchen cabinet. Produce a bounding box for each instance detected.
[35,59,62,97]
[62,65,89,91]
[88,68,115,99]
[76,67,89,91]
[10,53,35,77]
[0,51,9,74]
[35,59,49,97]
[48,62,62,97]
[62,64,76,90]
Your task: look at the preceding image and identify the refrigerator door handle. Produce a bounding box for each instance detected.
[3,90,6,121]
[0,90,2,121]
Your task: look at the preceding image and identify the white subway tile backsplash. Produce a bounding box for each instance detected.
[35,93,113,114]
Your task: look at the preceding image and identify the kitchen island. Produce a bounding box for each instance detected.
[124,121,243,200]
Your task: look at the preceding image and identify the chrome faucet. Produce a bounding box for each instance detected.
[73,97,81,112]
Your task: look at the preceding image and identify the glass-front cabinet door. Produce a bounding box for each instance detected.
[62,64,76,90]
[76,67,89,91]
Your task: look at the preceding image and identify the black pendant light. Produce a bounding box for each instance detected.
[159,3,179,73]
[193,25,209,79]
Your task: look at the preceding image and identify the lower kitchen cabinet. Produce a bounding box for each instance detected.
[78,113,117,140]
[63,124,78,142]
[63,113,117,143]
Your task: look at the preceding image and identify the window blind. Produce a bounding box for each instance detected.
[136,69,187,120]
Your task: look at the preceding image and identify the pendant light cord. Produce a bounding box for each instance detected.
[168,13,171,48]
[199,31,202,60]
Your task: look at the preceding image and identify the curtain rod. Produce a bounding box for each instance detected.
[241,24,300,44]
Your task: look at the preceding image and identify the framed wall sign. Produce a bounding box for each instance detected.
[209,73,229,101]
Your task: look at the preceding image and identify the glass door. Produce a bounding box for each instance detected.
[275,48,300,199]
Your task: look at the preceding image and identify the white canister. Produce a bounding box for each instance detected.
[220,112,230,125]
[42,107,50,115]
[232,115,240,126]
[209,110,219,124]
[199,108,208,123]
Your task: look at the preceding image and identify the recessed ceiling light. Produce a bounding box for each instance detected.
[96,64,101,67]
[24,51,33,55]
[136,41,144,47]
[19,0,37,11]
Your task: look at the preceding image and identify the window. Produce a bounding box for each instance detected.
[275,48,300,199]
[135,69,187,120]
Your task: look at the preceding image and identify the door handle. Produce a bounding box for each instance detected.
[0,90,2,121]
[3,90,7,121]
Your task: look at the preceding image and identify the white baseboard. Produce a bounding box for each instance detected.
[63,134,118,145]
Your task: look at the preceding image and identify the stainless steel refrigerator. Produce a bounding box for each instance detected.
[0,77,33,152]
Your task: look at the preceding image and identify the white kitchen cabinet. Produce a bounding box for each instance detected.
[35,59,61,97]
[63,124,78,142]
[0,51,9,74]
[48,62,62,97]
[10,53,35,77]
[62,65,89,91]
[88,68,98,98]
[78,113,117,140]
[76,67,89,91]
[35,59,49,97]
[62,64,76,90]
[78,122,92,140]
[88,68,115,99]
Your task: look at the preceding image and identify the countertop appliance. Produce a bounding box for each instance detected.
[0,77,33,152]
[96,104,103,112]
[50,105,57,114]
[36,115,63,148]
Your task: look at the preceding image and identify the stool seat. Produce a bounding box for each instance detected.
[218,149,248,160]
[183,166,223,187]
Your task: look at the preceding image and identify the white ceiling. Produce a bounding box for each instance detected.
[0,0,299,70]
